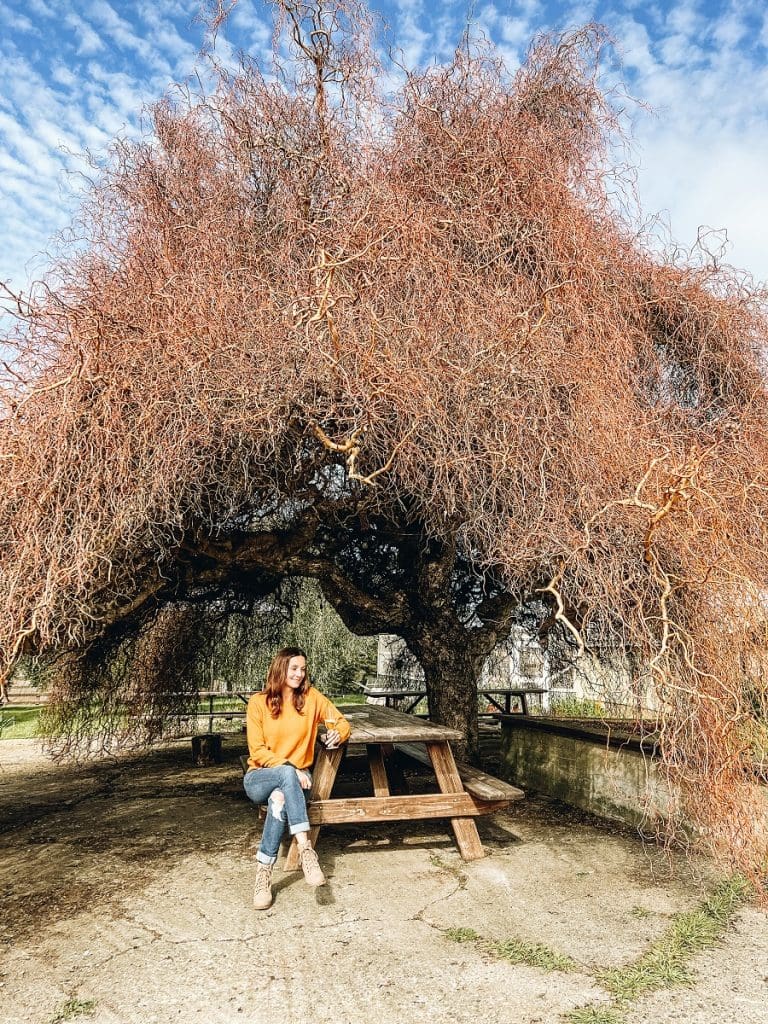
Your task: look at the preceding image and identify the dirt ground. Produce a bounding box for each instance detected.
[1,736,766,1024]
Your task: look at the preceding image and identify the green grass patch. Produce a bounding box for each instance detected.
[49,998,97,1023]
[489,937,578,973]
[0,692,366,742]
[565,875,753,1022]
[444,926,480,943]
[445,925,578,973]
[628,905,652,919]
[547,696,607,719]
[0,705,43,739]
[598,875,752,1002]
[564,1007,625,1024]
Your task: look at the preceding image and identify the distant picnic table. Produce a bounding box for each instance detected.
[195,690,250,732]
[361,682,547,716]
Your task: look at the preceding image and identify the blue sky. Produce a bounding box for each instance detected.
[1,0,767,310]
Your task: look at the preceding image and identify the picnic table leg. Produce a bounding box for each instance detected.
[367,744,390,796]
[380,742,409,795]
[425,741,485,861]
[485,695,506,715]
[283,745,344,872]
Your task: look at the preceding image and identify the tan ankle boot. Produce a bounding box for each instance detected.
[298,844,326,886]
[253,863,274,909]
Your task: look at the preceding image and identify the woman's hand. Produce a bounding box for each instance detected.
[324,728,341,749]
[295,768,312,790]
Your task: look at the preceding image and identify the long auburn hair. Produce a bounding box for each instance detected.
[263,646,310,718]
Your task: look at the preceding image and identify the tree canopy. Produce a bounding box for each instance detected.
[2,0,768,876]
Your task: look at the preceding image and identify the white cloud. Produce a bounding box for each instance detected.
[499,16,533,47]
[0,2,35,33]
[636,128,768,283]
[26,0,56,17]
[393,1,432,66]
[712,12,747,49]
[0,109,59,169]
[657,31,702,67]
[135,1,198,65]
[50,63,79,88]
[63,12,106,56]
[664,0,702,37]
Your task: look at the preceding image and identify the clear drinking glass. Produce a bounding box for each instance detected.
[323,716,339,749]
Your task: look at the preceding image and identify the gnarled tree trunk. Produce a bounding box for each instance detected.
[409,636,486,763]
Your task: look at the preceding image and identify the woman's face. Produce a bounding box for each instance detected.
[284,655,307,690]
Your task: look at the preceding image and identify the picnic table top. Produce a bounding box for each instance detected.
[361,686,426,697]
[337,703,462,743]
[479,686,548,697]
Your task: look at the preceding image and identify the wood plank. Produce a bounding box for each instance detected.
[284,745,344,871]
[306,792,478,824]
[467,798,516,815]
[426,741,485,861]
[367,744,390,796]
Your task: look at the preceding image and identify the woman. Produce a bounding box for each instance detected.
[244,646,351,910]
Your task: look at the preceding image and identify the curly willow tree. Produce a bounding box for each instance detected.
[2,0,768,875]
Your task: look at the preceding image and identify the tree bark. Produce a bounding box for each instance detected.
[410,637,483,763]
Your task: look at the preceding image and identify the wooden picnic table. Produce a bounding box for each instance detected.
[361,686,427,714]
[283,703,522,868]
[479,687,547,716]
[362,684,547,716]
[195,690,250,732]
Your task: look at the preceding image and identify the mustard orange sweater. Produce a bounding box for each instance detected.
[246,687,351,770]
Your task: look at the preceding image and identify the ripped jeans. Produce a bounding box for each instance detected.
[243,764,312,865]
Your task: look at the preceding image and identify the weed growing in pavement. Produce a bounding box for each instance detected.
[490,938,578,972]
[444,926,480,943]
[429,853,468,888]
[598,874,752,1001]
[445,927,578,972]
[564,1007,625,1024]
[445,874,751,1024]
[49,999,97,1023]
[628,905,653,919]
[565,875,751,1022]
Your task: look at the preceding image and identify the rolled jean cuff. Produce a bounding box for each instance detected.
[289,820,310,836]
[256,849,277,866]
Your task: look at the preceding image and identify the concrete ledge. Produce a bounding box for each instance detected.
[499,715,671,829]
[499,714,660,754]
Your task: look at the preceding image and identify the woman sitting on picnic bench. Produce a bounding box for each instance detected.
[244,646,350,910]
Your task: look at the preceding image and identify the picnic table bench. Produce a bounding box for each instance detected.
[393,742,523,804]
[242,703,524,865]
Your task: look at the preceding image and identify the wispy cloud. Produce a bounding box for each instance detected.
[63,11,107,57]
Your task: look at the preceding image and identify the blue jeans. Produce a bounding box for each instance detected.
[243,764,312,865]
